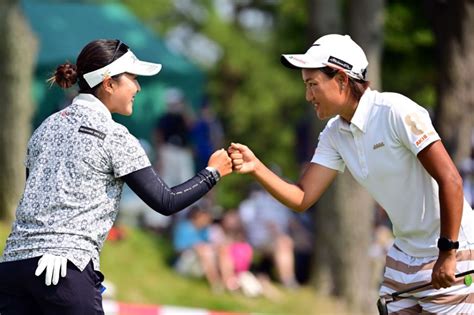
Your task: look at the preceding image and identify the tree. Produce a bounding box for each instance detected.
[348,0,386,309]
[426,0,474,165]
[304,0,383,313]
[0,0,37,221]
[349,0,385,90]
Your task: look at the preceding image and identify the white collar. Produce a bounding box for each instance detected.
[350,88,372,133]
[338,88,373,133]
[72,94,112,119]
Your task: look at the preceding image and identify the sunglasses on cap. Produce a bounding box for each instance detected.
[110,40,129,63]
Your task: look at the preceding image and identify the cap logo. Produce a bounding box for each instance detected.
[101,69,111,80]
[328,56,352,71]
[289,56,307,64]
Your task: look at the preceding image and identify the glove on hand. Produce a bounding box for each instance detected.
[35,253,68,286]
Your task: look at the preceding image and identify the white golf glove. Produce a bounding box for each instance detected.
[35,253,68,286]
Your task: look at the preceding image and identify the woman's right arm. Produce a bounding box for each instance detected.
[122,149,232,216]
[229,143,337,212]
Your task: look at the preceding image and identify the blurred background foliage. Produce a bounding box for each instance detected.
[383,0,436,109]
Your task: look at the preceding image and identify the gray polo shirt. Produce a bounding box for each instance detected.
[1,94,150,271]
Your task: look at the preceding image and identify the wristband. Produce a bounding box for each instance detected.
[437,237,459,251]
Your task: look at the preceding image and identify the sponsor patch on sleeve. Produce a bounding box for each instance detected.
[415,131,437,148]
[404,112,427,136]
[78,126,106,140]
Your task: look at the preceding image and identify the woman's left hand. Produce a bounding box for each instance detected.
[35,253,68,286]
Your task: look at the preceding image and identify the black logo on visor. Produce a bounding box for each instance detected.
[328,56,353,71]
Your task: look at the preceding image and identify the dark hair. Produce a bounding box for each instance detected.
[48,39,128,95]
[186,205,210,220]
[319,67,370,102]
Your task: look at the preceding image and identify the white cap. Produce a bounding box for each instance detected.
[83,50,162,88]
[281,34,368,81]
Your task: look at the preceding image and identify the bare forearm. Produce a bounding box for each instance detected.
[251,160,307,211]
[229,142,337,211]
[439,175,464,240]
[417,141,464,241]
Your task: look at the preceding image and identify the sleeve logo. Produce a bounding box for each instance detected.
[78,126,106,140]
[404,112,427,136]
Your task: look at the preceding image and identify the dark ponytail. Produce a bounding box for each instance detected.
[47,62,78,89]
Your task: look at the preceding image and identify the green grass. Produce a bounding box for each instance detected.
[0,222,348,314]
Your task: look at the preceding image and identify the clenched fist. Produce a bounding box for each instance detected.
[228,142,258,174]
[207,148,233,177]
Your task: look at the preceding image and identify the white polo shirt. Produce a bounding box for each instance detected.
[312,88,474,257]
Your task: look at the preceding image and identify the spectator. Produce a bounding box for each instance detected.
[172,205,223,292]
[288,211,314,284]
[191,98,225,171]
[209,210,258,294]
[153,88,195,186]
[238,186,299,289]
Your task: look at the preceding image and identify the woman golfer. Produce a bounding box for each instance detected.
[229,34,474,314]
[0,39,232,315]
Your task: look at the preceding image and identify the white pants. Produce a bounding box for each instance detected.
[379,245,474,314]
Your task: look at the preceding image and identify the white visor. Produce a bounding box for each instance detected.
[83,50,162,88]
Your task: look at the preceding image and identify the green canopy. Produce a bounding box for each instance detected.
[22,0,205,141]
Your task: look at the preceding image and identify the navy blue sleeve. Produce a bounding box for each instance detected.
[121,166,217,216]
